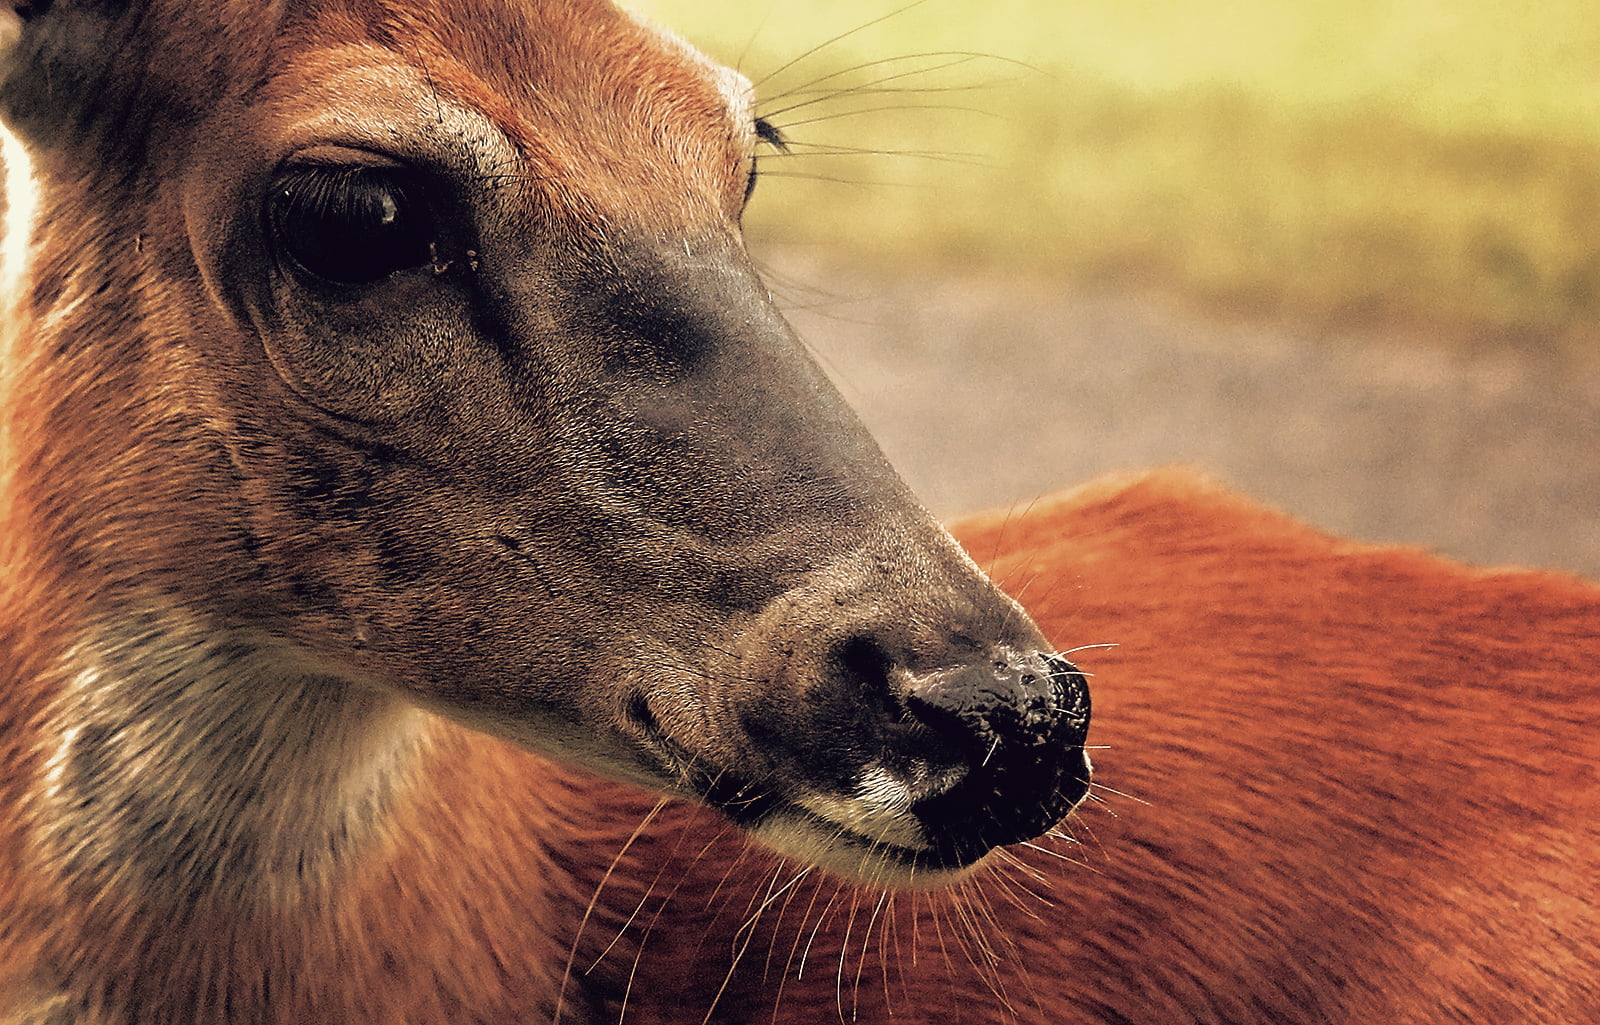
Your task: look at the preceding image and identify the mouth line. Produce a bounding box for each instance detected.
[620,740,963,871]
[624,705,786,823]
[623,692,715,790]
[761,765,1095,875]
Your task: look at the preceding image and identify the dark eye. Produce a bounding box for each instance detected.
[268,165,437,285]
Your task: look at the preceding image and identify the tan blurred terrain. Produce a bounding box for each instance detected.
[769,248,1600,580]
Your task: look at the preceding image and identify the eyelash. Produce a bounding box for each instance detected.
[744,117,789,205]
[753,116,788,152]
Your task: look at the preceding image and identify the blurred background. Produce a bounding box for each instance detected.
[635,0,1600,578]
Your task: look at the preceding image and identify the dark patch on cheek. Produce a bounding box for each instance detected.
[275,441,441,589]
[284,449,343,507]
[372,524,439,588]
[581,272,716,382]
[282,446,385,523]
[702,564,790,614]
[608,323,709,381]
[277,429,414,517]
[578,410,765,546]
[288,572,342,610]
[224,519,269,579]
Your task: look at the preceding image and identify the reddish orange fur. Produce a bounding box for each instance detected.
[947,468,1600,1023]
[13,461,1595,1023]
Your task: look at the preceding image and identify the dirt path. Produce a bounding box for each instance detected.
[769,249,1600,580]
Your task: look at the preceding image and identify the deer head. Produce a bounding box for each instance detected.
[0,0,1090,886]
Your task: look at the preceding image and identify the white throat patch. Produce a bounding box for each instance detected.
[32,612,431,909]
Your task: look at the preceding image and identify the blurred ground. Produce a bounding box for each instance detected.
[766,247,1600,580]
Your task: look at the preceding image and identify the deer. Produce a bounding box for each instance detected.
[0,1,1594,1024]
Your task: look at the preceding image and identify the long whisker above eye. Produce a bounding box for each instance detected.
[760,138,955,156]
[759,61,996,122]
[759,49,1007,107]
[751,0,939,90]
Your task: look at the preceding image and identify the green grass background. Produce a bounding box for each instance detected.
[632,0,1600,343]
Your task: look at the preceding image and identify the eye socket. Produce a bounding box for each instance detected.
[267,164,438,285]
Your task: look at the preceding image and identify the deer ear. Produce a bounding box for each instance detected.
[0,0,141,151]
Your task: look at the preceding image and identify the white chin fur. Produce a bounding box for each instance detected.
[751,762,982,888]
[747,810,978,889]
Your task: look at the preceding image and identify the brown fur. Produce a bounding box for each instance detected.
[1,0,1595,1021]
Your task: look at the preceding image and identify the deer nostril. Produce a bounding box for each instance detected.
[831,635,897,705]
[902,650,1093,870]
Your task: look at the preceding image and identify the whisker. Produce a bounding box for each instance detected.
[764,136,990,166]
[835,886,867,1021]
[1062,813,1116,867]
[969,881,1034,1019]
[760,864,816,984]
[1089,781,1151,806]
[770,874,834,1025]
[1059,642,1121,657]
[982,859,1047,921]
[555,796,669,1022]
[853,889,892,1021]
[948,885,1016,1014]
[797,881,847,981]
[760,49,1015,104]
[767,88,999,128]
[761,64,992,121]
[735,862,813,950]
[989,850,1056,903]
[752,0,936,90]
[733,6,775,74]
[700,857,787,1025]
[611,808,729,1022]
[1018,839,1092,869]
[885,890,908,1010]
[751,170,915,188]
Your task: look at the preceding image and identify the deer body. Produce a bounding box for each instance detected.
[0,0,1595,1022]
[959,471,1600,1024]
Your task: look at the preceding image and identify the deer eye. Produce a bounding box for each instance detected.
[268,165,437,285]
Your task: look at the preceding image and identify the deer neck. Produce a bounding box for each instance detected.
[32,612,433,911]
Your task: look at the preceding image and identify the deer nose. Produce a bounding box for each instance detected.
[906,651,1091,758]
[895,650,1092,868]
